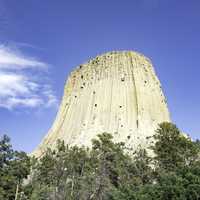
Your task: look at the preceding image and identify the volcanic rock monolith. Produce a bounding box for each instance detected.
[33,51,170,157]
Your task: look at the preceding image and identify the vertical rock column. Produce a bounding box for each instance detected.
[33,51,170,157]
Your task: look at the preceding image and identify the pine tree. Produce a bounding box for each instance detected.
[151,122,199,171]
[0,134,30,200]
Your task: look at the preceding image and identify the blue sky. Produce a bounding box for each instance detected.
[0,0,199,153]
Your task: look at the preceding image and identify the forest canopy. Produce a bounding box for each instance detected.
[0,122,200,200]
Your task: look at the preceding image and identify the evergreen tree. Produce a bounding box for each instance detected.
[2,122,200,200]
[151,122,199,171]
[0,134,30,200]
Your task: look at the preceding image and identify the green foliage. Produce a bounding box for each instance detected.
[0,134,30,200]
[0,135,13,168]
[1,122,200,199]
[151,122,200,172]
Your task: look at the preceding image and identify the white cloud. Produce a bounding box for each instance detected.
[1,97,43,109]
[0,44,57,110]
[0,45,48,70]
[43,85,58,108]
[0,72,32,96]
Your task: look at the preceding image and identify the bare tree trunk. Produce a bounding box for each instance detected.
[19,192,23,200]
[14,183,19,200]
[71,175,74,197]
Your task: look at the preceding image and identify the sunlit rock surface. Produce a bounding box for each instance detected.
[33,51,170,157]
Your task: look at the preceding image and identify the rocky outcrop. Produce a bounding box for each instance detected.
[32,51,170,157]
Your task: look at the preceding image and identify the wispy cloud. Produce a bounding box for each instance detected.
[0,45,47,70]
[11,42,45,51]
[0,44,57,110]
[1,97,43,109]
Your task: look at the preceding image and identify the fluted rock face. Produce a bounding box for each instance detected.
[33,51,170,157]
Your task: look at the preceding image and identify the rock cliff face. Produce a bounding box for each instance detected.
[33,51,170,157]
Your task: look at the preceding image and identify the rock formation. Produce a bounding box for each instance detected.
[32,51,170,157]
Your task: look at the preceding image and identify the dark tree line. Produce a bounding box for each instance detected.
[0,122,200,200]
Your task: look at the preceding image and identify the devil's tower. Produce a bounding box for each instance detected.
[33,51,170,157]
